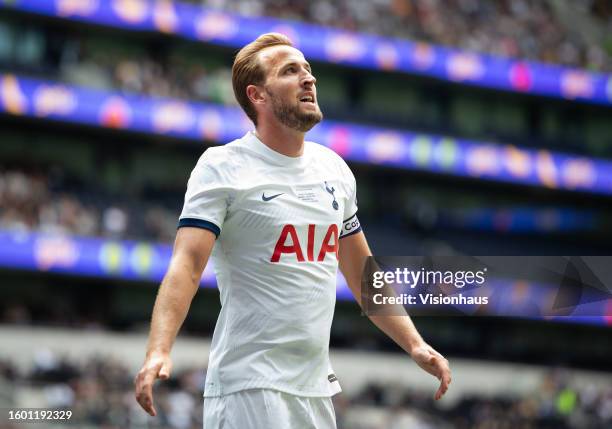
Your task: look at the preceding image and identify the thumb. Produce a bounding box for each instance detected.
[158,362,172,380]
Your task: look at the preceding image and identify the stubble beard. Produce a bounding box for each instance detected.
[266,87,323,132]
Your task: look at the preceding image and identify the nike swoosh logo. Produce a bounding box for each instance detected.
[262,192,284,202]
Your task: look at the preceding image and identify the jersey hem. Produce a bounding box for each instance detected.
[203,381,342,398]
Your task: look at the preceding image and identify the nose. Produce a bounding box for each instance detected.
[301,70,316,87]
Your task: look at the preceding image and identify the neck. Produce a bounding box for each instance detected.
[255,119,305,158]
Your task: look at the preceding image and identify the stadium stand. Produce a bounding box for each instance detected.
[0,1,611,428]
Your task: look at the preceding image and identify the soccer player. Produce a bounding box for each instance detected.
[135,33,451,428]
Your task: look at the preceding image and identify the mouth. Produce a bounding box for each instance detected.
[298,94,316,106]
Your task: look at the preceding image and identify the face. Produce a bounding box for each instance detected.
[257,45,322,132]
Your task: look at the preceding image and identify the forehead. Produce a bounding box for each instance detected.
[257,45,307,73]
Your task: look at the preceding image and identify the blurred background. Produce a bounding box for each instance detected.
[1,0,612,428]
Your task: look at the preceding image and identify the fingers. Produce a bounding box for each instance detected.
[412,345,452,400]
[433,358,452,401]
[134,361,163,416]
[434,371,451,400]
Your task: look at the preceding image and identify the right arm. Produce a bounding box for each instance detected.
[134,226,216,416]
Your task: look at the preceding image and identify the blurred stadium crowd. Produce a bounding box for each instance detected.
[1,352,611,429]
[187,0,612,71]
[62,45,237,106]
[0,167,177,242]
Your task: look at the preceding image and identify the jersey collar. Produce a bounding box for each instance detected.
[247,131,310,168]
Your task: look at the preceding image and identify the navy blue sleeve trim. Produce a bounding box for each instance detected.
[177,218,220,238]
[339,226,362,239]
[343,212,358,223]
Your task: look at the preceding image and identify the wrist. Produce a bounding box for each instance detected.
[407,338,426,355]
[146,348,170,359]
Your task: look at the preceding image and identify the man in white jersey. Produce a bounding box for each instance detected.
[135,33,451,428]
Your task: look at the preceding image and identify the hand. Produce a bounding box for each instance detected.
[410,343,451,400]
[134,353,173,416]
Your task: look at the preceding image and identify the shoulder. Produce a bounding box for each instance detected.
[306,141,341,160]
[195,138,249,173]
[306,141,350,168]
[198,140,238,166]
[189,141,248,188]
[306,141,355,180]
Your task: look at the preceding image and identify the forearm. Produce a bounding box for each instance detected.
[146,264,199,356]
[341,248,452,400]
[367,313,424,355]
[339,232,425,355]
[135,227,214,415]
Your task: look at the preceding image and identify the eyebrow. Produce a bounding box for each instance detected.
[279,61,312,73]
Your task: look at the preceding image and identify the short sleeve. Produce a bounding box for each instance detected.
[338,158,362,239]
[341,160,358,221]
[178,149,232,238]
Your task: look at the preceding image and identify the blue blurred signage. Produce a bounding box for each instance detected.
[0,229,609,327]
[2,74,611,195]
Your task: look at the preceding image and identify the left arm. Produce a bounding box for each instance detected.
[338,231,452,400]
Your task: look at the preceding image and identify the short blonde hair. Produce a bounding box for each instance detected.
[232,33,293,125]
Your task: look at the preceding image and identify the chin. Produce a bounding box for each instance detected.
[301,117,323,132]
[303,104,322,117]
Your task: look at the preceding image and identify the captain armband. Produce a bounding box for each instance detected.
[340,213,361,239]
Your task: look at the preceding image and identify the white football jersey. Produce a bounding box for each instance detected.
[179,131,361,397]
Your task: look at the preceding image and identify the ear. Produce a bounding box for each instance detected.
[246,84,266,106]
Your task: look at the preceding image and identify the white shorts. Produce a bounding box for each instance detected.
[203,389,337,429]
